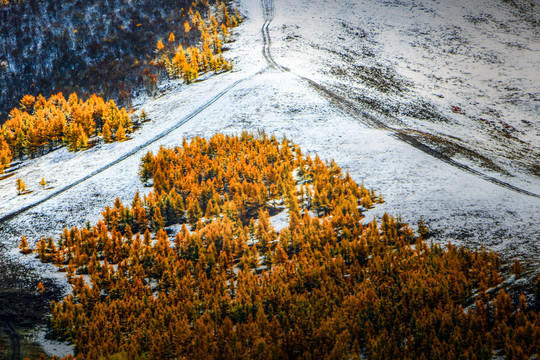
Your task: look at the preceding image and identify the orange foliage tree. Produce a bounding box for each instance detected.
[26,133,539,359]
[156,1,238,83]
[0,92,133,172]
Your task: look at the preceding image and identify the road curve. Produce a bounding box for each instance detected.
[259,0,540,199]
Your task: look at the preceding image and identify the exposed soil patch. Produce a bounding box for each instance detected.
[330,63,405,93]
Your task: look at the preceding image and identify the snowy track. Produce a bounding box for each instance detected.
[259,0,539,199]
[261,0,286,72]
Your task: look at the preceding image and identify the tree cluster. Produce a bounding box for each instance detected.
[156,2,239,83]
[24,133,539,359]
[0,92,132,173]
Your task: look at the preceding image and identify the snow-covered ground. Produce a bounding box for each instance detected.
[2,0,537,259]
[0,1,539,354]
[271,0,540,186]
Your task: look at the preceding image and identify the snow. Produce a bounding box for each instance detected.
[32,328,75,359]
[269,208,289,233]
[166,224,185,235]
[0,0,539,356]
[269,0,540,188]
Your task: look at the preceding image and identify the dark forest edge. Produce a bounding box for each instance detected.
[0,0,240,120]
[0,0,240,175]
[16,133,540,360]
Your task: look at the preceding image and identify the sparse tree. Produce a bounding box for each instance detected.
[102,121,112,143]
[140,109,149,122]
[36,281,45,295]
[418,216,429,238]
[512,259,523,278]
[19,236,31,254]
[156,40,165,52]
[16,178,26,195]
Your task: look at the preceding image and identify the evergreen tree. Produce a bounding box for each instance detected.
[116,123,126,142]
[36,281,45,295]
[156,40,165,52]
[102,121,112,143]
[19,236,31,254]
[152,207,165,231]
[16,178,26,195]
[187,196,202,227]
[512,259,523,278]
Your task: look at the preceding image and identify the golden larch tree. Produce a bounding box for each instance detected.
[16,178,26,195]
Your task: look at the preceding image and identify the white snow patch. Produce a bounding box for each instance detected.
[33,328,75,359]
[269,209,289,233]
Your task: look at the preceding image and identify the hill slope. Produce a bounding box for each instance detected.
[0,0,539,356]
[0,0,225,118]
[1,0,538,264]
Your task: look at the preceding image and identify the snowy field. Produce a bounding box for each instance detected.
[271,0,540,185]
[1,0,538,261]
[0,1,539,353]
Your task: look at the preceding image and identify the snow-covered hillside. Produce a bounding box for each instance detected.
[2,0,538,262]
[274,0,540,182]
[260,0,540,258]
[0,0,538,342]
[0,0,539,355]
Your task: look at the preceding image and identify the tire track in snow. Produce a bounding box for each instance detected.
[261,0,286,72]
[1,0,538,228]
[0,78,247,225]
[260,0,540,199]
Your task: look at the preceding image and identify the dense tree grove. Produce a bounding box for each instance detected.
[24,133,539,359]
[0,0,239,119]
[0,92,132,173]
[155,2,238,83]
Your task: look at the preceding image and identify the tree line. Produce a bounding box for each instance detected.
[0,92,133,173]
